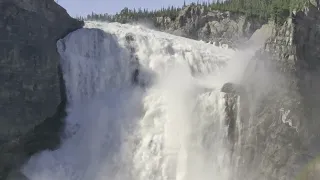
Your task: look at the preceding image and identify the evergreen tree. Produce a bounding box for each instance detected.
[81,0,307,25]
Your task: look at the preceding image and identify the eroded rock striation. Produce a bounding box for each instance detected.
[0,0,83,178]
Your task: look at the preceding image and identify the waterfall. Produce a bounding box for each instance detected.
[21,21,257,180]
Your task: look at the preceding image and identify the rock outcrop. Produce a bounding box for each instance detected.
[156,5,267,47]
[0,0,83,179]
[230,1,320,179]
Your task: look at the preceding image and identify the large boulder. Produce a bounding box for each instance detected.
[0,0,83,178]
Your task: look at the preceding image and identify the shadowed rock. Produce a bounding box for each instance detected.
[221,82,246,96]
[0,0,83,178]
[6,170,28,180]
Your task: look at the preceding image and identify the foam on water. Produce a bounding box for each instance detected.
[21,21,257,180]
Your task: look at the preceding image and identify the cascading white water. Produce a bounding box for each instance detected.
[21,21,258,180]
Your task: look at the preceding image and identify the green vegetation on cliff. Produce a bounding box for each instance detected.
[77,5,183,23]
[211,0,307,23]
[78,0,309,24]
[77,1,217,23]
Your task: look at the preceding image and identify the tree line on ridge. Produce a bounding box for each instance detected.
[76,0,308,24]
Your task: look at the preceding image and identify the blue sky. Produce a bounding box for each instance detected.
[57,0,207,17]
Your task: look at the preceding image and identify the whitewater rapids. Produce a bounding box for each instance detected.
[21,21,259,180]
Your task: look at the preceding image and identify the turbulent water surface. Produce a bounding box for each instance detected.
[21,21,261,180]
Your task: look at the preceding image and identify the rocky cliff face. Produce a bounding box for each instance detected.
[0,0,83,179]
[156,5,267,47]
[227,2,320,179]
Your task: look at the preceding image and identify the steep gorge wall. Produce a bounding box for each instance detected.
[232,2,320,179]
[0,0,83,179]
